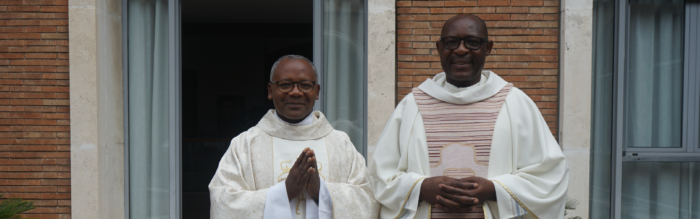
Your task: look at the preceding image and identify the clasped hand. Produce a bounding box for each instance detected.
[419,176,497,212]
[285,148,321,202]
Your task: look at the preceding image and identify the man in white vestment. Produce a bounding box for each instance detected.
[209,55,379,219]
[369,14,569,219]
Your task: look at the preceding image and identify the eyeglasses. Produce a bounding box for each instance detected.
[440,37,489,50]
[270,81,317,93]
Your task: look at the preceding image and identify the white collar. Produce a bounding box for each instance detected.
[417,70,508,104]
[274,110,315,126]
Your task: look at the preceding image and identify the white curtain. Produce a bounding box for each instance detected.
[622,1,700,218]
[622,162,700,219]
[626,0,684,148]
[128,0,170,218]
[322,0,365,154]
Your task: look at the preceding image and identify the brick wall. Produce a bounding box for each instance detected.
[0,0,70,218]
[396,0,560,135]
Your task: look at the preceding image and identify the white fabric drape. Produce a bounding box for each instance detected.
[621,1,700,218]
[322,0,365,154]
[622,162,700,219]
[128,0,170,218]
[626,0,684,148]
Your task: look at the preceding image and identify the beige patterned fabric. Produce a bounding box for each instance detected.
[209,110,379,219]
[413,84,512,219]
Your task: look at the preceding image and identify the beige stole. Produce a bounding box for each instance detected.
[413,83,512,219]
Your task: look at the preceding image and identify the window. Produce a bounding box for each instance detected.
[591,0,700,218]
[123,0,367,218]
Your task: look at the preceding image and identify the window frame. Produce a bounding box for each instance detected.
[615,0,700,161]
[610,0,700,218]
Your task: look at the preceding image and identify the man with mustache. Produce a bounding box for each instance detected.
[370,14,569,219]
[209,55,378,219]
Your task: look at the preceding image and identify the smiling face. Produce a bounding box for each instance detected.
[437,15,494,87]
[267,59,320,123]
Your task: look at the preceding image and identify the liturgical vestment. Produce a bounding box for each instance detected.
[210,110,379,219]
[370,71,569,219]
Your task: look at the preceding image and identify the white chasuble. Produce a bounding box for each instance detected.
[369,71,569,219]
[209,110,380,219]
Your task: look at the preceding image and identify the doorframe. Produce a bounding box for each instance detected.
[168,0,183,217]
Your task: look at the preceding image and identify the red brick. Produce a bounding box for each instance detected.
[512,14,543,20]
[529,21,558,28]
[444,1,477,6]
[398,8,429,14]
[477,0,510,6]
[39,6,66,12]
[511,0,543,6]
[413,1,444,7]
[529,6,558,13]
[477,14,510,20]
[413,29,442,35]
[463,7,496,13]
[7,6,40,11]
[430,8,462,14]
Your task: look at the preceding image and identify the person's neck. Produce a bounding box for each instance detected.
[446,75,481,88]
[276,110,311,124]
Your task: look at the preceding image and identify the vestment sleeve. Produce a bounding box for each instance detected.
[369,94,431,219]
[489,88,569,219]
[209,135,269,219]
[325,134,380,219]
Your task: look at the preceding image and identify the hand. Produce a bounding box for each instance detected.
[285,148,314,200]
[305,150,320,202]
[435,176,497,212]
[419,176,476,205]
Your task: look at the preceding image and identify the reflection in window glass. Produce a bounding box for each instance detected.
[626,0,684,148]
[590,0,615,217]
[621,162,700,219]
[322,0,366,154]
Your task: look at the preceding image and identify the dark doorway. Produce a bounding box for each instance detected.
[181,1,312,217]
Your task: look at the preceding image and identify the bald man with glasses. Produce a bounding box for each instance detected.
[209,55,379,219]
[369,14,569,219]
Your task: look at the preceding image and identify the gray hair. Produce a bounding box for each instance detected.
[269,54,319,84]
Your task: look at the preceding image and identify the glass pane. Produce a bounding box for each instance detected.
[590,0,615,217]
[128,0,170,217]
[621,162,700,219]
[322,0,366,155]
[626,0,685,148]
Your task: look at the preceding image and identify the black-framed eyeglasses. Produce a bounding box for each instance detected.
[270,81,317,93]
[440,37,489,50]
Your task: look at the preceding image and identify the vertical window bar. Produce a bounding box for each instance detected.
[362,0,368,159]
[612,0,628,217]
[313,0,323,112]
[684,0,694,153]
[122,0,130,217]
[690,1,700,153]
[168,0,182,217]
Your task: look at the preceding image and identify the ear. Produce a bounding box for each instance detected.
[485,40,494,56]
[435,39,442,50]
[315,84,321,100]
[267,83,273,100]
